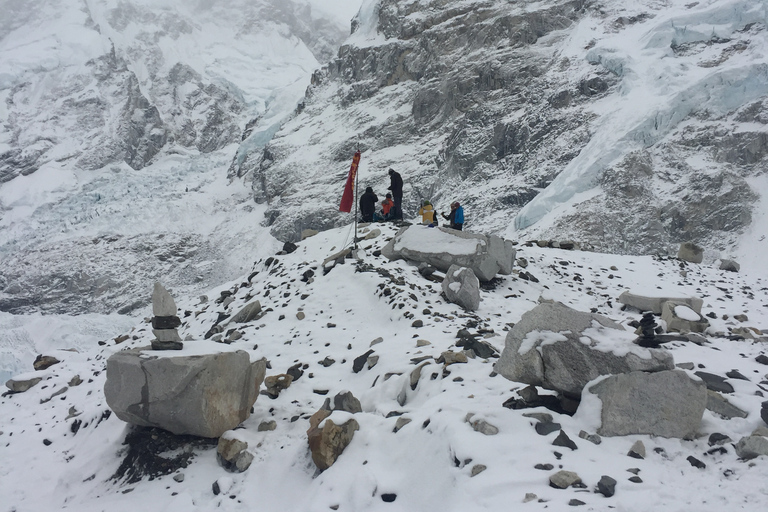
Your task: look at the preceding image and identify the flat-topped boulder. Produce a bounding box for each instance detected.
[495,301,674,398]
[381,225,515,281]
[104,345,267,438]
[580,370,706,438]
[618,290,703,315]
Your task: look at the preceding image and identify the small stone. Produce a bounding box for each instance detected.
[628,476,643,483]
[353,350,375,373]
[578,430,602,445]
[628,440,646,459]
[709,433,732,446]
[173,473,185,483]
[258,420,277,432]
[150,339,183,350]
[470,464,487,477]
[687,456,706,469]
[68,375,83,387]
[534,463,554,471]
[296,312,306,320]
[33,355,60,371]
[416,339,431,347]
[370,337,384,346]
[535,422,561,436]
[381,493,397,503]
[367,355,379,369]
[412,320,424,328]
[550,470,581,489]
[568,499,586,506]
[471,419,499,436]
[597,475,616,497]
[393,417,412,433]
[439,351,467,365]
[553,430,577,450]
[523,493,538,503]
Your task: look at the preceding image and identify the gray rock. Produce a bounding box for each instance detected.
[471,419,499,436]
[229,301,262,324]
[678,242,704,263]
[173,473,185,483]
[301,229,319,240]
[258,420,277,431]
[553,430,577,450]
[382,226,515,281]
[150,339,184,351]
[719,259,740,272]
[307,418,360,471]
[535,422,561,436]
[578,430,602,445]
[495,301,673,398]
[439,351,468,365]
[264,374,293,398]
[153,328,182,342]
[694,371,735,393]
[5,376,43,393]
[618,290,703,314]
[393,417,412,432]
[586,370,707,438]
[706,390,748,419]
[152,282,177,317]
[333,391,362,413]
[661,301,709,334]
[217,436,253,473]
[597,475,617,498]
[471,464,487,477]
[734,435,768,459]
[104,348,266,438]
[628,440,646,459]
[549,470,581,489]
[441,265,481,311]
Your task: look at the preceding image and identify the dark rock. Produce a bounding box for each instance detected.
[287,363,304,382]
[381,493,397,503]
[319,357,336,367]
[412,319,423,328]
[353,350,375,373]
[33,355,60,371]
[151,316,182,329]
[597,475,617,497]
[694,371,735,393]
[553,430,578,450]
[709,433,732,446]
[535,463,554,470]
[687,456,706,469]
[283,242,298,254]
[333,391,362,413]
[535,422,562,436]
[628,476,643,483]
[568,499,586,506]
[726,369,749,381]
[756,354,768,365]
[150,340,183,350]
[761,401,768,426]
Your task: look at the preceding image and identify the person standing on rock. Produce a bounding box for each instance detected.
[442,201,464,230]
[359,186,378,223]
[387,168,403,220]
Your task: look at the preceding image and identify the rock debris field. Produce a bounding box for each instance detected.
[2,222,768,512]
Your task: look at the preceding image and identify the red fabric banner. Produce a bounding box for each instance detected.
[339,151,361,213]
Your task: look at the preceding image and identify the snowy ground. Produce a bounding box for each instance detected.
[2,221,768,511]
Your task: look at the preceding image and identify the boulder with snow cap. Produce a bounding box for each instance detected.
[582,370,706,438]
[307,415,360,471]
[381,225,515,281]
[495,301,674,398]
[104,347,267,438]
[441,265,480,311]
[661,301,709,333]
[618,290,703,315]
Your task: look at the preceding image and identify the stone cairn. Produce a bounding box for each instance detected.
[151,282,183,350]
[637,312,660,348]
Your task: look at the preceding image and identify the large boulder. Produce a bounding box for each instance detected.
[441,265,480,311]
[495,301,674,398]
[678,242,704,263]
[582,370,706,438]
[618,290,703,315]
[661,301,709,334]
[307,416,360,471]
[104,346,267,438]
[381,225,515,281]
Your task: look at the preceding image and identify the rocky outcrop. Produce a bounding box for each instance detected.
[441,265,480,311]
[583,370,707,438]
[382,225,515,281]
[495,301,674,398]
[104,347,267,438]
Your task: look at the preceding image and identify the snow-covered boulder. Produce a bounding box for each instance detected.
[441,265,480,311]
[495,301,674,398]
[581,370,706,438]
[661,301,709,334]
[104,346,267,438]
[381,225,515,281]
[618,290,703,315]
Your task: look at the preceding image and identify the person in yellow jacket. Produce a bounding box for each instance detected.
[417,200,437,226]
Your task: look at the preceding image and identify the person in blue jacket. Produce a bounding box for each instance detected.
[441,201,464,230]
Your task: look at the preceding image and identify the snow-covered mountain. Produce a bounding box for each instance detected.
[243,0,768,267]
[2,223,768,511]
[0,0,360,314]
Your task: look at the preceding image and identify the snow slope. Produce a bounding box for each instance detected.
[2,222,767,511]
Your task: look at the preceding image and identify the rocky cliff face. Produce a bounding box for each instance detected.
[0,0,352,314]
[244,0,768,258]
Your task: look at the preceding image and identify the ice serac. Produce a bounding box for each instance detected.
[104,347,267,438]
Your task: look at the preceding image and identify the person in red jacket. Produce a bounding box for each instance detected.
[380,193,394,220]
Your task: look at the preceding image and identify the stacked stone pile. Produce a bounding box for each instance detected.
[151,282,183,350]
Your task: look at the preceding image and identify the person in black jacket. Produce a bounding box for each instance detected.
[359,187,378,222]
[387,169,403,220]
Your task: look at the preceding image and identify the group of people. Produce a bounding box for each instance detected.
[358,168,464,230]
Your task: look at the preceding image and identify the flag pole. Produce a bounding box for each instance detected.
[353,146,359,250]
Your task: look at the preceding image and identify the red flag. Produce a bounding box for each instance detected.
[339,151,361,213]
